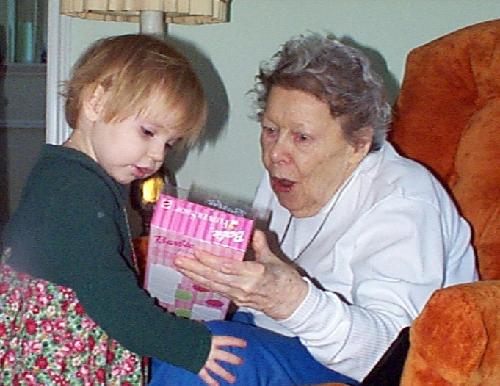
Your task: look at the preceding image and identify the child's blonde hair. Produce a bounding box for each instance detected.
[64,34,207,145]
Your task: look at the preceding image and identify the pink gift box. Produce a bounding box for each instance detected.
[144,192,254,321]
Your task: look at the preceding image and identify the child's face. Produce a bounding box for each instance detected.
[80,92,186,184]
[92,114,182,184]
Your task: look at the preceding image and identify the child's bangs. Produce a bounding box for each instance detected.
[101,62,207,146]
[138,85,206,146]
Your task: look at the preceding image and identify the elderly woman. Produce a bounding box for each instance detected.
[151,32,477,385]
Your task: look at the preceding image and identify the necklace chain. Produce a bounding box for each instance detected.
[279,173,355,261]
[280,202,335,261]
[123,207,140,274]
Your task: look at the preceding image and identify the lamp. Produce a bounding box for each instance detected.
[130,166,173,237]
[60,0,231,35]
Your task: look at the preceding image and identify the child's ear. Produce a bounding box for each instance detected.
[82,83,107,122]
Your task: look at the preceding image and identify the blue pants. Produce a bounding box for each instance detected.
[149,312,359,386]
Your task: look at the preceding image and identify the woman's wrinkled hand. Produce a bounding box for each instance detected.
[174,230,309,320]
[199,335,247,386]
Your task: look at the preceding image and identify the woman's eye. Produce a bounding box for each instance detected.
[262,125,277,136]
[295,133,311,143]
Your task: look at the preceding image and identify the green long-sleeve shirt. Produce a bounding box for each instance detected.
[2,144,211,373]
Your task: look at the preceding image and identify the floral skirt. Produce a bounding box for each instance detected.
[0,263,145,385]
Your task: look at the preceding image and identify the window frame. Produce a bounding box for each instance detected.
[46,0,71,144]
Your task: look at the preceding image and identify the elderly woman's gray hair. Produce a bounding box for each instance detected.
[252,32,391,152]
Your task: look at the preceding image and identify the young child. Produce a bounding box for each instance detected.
[0,34,245,385]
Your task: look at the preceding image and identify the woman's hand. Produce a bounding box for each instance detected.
[175,230,309,320]
[199,335,247,386]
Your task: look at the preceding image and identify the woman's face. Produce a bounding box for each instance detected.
[260,86,370,218]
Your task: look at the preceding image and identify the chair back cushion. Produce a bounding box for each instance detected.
[390,19,500,280]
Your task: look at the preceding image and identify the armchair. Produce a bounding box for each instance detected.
[318,18,500,386]
[391,18,500,386]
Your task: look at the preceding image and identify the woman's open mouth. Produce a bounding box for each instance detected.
[271,177,295,193]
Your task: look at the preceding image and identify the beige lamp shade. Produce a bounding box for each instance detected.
[60,0,230,25]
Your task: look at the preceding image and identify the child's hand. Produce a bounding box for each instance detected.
[198,335,247,385]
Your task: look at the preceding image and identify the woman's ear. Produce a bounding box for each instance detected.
[347,126,373,164]
[82,83,107,122]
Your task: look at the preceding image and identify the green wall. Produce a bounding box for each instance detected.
[66,0,500,202]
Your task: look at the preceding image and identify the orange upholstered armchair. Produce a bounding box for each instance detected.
[317,19,500,386]
[391,19,500,386]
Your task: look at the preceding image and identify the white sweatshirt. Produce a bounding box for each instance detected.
[246,142,477,381]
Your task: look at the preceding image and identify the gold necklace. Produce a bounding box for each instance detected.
[123,209,150,384]
[123,207,140,274]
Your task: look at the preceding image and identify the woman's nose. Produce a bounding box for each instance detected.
[269,138,290,164]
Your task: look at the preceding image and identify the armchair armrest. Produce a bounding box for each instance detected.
[401,281,500,385]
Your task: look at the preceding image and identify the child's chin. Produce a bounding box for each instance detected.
[115,176,134,185]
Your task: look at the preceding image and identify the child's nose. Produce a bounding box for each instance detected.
[148,142,165,162]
